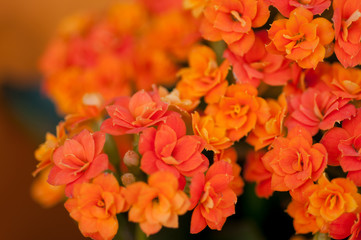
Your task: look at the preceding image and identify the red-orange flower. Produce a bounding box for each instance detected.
[268,8,334,69]
[200,0,270,56]
[101,89,169,135]
[333,0,361,67]
[48,129,109,196]
[125,171,190,235]
[205,84,265,141]
[244,150,273,198]
[65,173,129,240]
[330,213,361,240]
[266,0,331,17]
[224,30,294,87]
[308,174,361,232]
[139,113,209,185]
[285,87,356,136]
[214,147,244,196]
[189,161,237,233]
[262,126,327,192]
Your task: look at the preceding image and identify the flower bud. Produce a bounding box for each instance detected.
[123,150,139,166]
[121,173,135,186]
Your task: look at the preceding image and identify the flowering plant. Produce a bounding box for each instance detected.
[32,0,361,239]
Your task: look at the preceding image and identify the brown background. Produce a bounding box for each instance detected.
[0,0,116,239]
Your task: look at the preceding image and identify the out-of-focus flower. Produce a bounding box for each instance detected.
[189,161,237,233]
[65,173,129,240]
[244,150,273,198]
[266,0,331,17]
[268,8,334,69]
[224,30,294,87]
[125,171,190,235]
[101,89,169,135]
[48,129,109,196]
[31,168,65,208]
[184,0,210,17]
[200,0,270,56]
[333,0,361,67]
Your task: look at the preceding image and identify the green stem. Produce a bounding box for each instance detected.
[135,224,147,240]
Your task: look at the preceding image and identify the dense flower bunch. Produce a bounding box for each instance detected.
[33,0,361,239]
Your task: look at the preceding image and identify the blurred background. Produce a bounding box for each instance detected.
[0,1,296,239]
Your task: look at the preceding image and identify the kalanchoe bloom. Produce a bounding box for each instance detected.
[266,0,331,17]
[139,113,209,186]
[192,111,233,154]
[224,30,294,87]
[214,147,244,196]
[33,122,67,176]
[244,150,273,198]
[333,0,361,68]
[267,8,334,69]
[308,174,361,233]
[205,84,266,141]
[285,87,356,136]
[125,171,190,235]
[48,129,109,197]
[176,45,229,105]
[246,93,287,151]
[286,184,320,234]
[184,0,210,17]
[65,173,129,240]
[200,0,270,56]
[321,109,361,185]
[189,161,237,233]
[101,89,169,135]
[329,213,361,240]
[262,126,327,193]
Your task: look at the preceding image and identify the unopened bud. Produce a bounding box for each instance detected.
[121,173,135,186]
[123,150,139,166]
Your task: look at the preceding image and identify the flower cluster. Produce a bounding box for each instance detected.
[32,0,361,239]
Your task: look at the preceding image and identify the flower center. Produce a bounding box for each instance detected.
[97,200,105,208]
[230,10,246,27]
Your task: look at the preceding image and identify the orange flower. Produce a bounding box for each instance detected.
[192,111,233,153]
[246,93,287,150]
[139,0,182,13]
[205,84,265,141]
[243,150,273,198]
[65,173,129,240]
[224,30,294,87]
[189,161,237,233]
[125,171,190,235]
[158,87,200,112]
[101,89,169,135]
[48,129,109,196]
[200,0,270,56]
[266,0,331,17]
[319,63,361,100]
[139,113,209,186]
[267,7,334,69]
[262,126,327,192]
[308,174,361,232]
[184,0,210,17]
[286,87,356,136]
[214,147,244,196]
[33,122,67,176]
[31,168,65,208]
[287,199,320,234]
[176,45,229,104]
[333,0,361,67]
